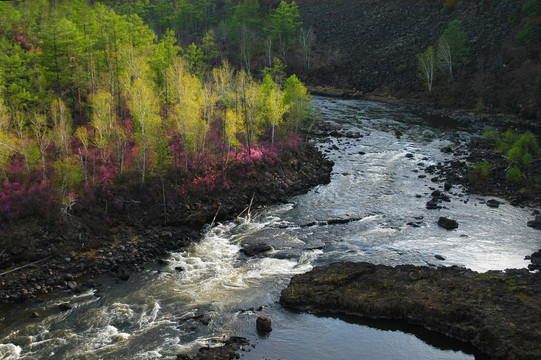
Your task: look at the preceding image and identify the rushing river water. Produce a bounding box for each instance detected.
[1,97,539,359]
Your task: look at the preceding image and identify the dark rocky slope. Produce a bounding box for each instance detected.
[280,261,541,360]
[294,0,541,120]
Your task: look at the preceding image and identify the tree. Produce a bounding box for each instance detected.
[417,46,435,93]
[184,42,204,75]
[266,86,288,145]
[50,98,72,159]
[298,27,315,70]
[436,36,453,80]
[168,59,203,168]
[30,112,51,181]
[151,29,181,116]
[126,77,161,184]
[39,17,82,99]
[0,38,43,110]
[442,20,470,70]
[90,89,115,161]
[200,84,218,153]
[0,99,16,180]
[239,23,255,74]
[283,74,311,132]
[201,29,219,65]
[265,1,302,61]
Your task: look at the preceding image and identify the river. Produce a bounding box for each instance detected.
[1,96,539,359]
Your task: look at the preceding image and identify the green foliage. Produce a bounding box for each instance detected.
[185,43,205,75]
[53,157,83,193]
[440,0,458,14]
[506,165,522,183]
[265,1,302,46]
[517,0,540,44]
[283,74,311,131]
[468,161,491,188]
[262,57,287,85]
[475,99,484,113]
[505,131,539,168]
[442,20,470,67]
[201,29,219,64]
[495,129,519,152]
[484,129,539,185]
[151,29,181,90]
[482,128,498,141]
[522,0,540,17]
[536,73,541,91]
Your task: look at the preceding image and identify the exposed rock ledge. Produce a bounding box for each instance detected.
[280,262,541,360]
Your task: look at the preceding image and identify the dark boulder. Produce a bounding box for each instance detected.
[178,336,248,360]
[240,243,272,257]
[58,303,72,311]
[437,217,458,230]
[486,199,501,208]
[117,274,130,281]
[435,255,445,260]
[426,199,440,210]
[528,249,541,271]
[527,216,541,229]
[256,315,272,333]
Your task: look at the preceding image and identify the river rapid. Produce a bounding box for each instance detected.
[1,96,539,359]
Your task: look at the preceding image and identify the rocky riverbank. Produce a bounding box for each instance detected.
[280,261,541,360]
[0,145,333,303]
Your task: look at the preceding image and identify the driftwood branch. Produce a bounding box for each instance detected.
[237,193,255,220]
[0,256,51,277]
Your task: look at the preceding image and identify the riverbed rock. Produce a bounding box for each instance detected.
[486,199,501,208]
[528,249,541,271]
[527,216,541,229]
[177,336,248,360]
[256,315,272,333]
[280,262,541,360]
[58,303,72,311]
[426,199,440,210]
[434,254,445,260]
[240,243,272,257]
[437,217,458,230]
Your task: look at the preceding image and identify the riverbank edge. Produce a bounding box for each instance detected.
[308,85,541,131]
[0,144,334,304]
[280,261,541,360]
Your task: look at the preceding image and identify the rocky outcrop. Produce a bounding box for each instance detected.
[280,262,541,360]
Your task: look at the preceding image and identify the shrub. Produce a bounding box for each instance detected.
[505,131,539,168]
[482,128,498,141]
[468,161,491,187]
[441,0,458,14]
[475,99,484,113]
[506,166,522,183]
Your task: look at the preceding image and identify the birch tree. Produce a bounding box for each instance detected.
[126,77,160,184]
[417,46,435,93]
[30,112,51,182]
[436,37,453,80]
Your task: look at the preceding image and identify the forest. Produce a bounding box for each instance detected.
[0,0,313,224]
